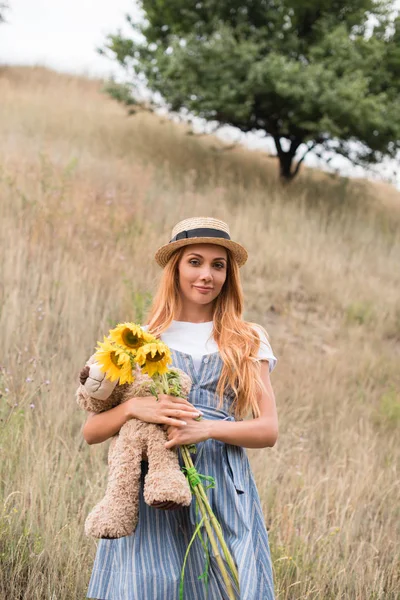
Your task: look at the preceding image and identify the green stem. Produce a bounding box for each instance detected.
[182,447,240,590]
[160,372,169,394]
[157,367,239,596]
[179,513,207,600]
[181,446,237,599]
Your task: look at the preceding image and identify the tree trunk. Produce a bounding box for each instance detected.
[273,135,303,182]
[279,152,296,181]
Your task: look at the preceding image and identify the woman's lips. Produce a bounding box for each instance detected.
[194,286,213,293]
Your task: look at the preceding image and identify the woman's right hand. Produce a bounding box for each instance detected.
[126,393,202,426]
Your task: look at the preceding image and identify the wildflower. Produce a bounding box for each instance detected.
[30,404,35,409]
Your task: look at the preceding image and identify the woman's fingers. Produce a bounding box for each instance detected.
[162,394,194,407]
[173,406,200,417]
[171,403,202,417]
[161,403,201,420]
[164,417,187,427]
[126,393,203,429]
[158,394,203,418]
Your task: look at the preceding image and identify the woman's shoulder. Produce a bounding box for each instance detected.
[249,322,278,373]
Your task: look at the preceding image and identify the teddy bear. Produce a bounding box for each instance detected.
[76,354,194,540]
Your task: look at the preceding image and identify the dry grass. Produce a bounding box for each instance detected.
[0,65,399,599]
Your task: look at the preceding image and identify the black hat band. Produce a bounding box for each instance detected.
[170,227,231,243]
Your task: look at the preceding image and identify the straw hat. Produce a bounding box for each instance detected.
[154,217,248,268]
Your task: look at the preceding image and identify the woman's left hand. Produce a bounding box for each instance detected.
[163,417,212,449]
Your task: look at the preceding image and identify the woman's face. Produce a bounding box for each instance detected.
[177,243,228,307]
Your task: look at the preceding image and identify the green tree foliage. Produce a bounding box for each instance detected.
[100,1,400,180]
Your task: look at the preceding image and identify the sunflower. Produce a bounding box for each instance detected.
[135,342,172,377]
[117,354,135,385]
[94,337,134,383]
[109,322,156,351]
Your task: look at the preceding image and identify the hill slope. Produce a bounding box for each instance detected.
[0,65,399,598]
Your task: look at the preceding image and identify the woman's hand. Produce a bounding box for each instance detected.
[126,393,202,427]
[164,418,212,449]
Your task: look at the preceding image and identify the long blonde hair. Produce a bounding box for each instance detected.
[144,246,269,420]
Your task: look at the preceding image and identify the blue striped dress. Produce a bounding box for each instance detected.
[86,349,275,599]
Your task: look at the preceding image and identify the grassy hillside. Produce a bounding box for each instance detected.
[0,65,399,599]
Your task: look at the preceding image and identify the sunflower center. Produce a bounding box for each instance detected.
[110,351,121,367]
[146,351,165,362]
[122,329,141,349]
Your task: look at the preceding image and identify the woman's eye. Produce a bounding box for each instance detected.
[189,260,224,269]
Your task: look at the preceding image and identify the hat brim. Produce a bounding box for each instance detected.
[154,237,248,268]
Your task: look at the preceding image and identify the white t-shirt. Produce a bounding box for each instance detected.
[142,320,277,374]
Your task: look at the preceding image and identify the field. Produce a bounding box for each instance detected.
[0,65,399,599]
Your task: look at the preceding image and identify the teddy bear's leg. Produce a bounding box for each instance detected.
[84,420,144,539]
[142,423,193,509]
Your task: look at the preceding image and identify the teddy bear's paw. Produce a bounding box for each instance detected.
[84,498,139,539]
[143,469,192,509]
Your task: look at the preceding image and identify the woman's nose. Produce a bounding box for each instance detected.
[200,269,212,281]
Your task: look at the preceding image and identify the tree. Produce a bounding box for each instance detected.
[100,1,400,181]
[0,2,9,24]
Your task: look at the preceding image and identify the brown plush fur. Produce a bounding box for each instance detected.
[76,358,193,539]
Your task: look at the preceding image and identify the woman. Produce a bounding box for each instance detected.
[82,216,278,600]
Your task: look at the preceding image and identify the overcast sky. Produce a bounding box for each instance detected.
[0,0,138,76]
[1,0,399,188]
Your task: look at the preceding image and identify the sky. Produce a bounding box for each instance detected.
[0,0,399,188]
[0,0,138,77]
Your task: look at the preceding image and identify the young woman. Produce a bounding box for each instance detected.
[82,216,278,600]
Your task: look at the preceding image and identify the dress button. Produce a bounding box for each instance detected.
[203,357,209,364]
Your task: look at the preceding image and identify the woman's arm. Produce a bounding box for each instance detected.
[83,402,132,445]
[164,361,278,450]
[208,361,278,448]
[83,394,202,445]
